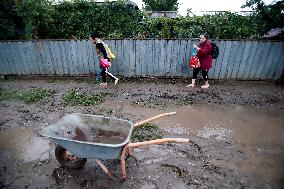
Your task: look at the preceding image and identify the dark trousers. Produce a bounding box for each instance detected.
[100,67,117,82]
[193,68,209,81]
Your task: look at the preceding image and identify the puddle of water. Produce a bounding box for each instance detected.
[196,126,232,141]
[149,104,284,188]
[0,127,51,162]
[100,101,284,147]
[152,104,284,145]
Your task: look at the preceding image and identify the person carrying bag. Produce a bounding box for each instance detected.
[89,32,119,86]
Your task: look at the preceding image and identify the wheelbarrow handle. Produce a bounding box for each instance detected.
[128,138,190,148]
[133,112,176,128]
[120,137,189,180]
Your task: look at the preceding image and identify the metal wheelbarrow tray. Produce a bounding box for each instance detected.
[40,113,133,160]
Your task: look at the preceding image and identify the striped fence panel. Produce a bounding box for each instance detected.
[0,39,283,80]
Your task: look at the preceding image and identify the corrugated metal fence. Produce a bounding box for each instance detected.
[0,39,283,80]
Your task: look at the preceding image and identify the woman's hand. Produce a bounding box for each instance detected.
[193,45,200,51]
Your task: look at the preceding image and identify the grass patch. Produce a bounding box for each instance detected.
[0,88,54,103]
[62,89,105,106]
[0,90,17,101]
[131,123,163,142]
[18,89,55,103]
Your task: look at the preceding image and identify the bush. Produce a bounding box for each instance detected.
[1,0,282,39]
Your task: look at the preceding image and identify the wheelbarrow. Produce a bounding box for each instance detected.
[39,112,189,179]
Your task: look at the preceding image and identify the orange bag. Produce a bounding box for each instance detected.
[189,56,200,69]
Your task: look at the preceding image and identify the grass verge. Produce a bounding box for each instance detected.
[62,89,105,106]
[131,123,163,142]
[0,88,54,103]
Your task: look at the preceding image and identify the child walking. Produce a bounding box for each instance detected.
[89,32,118,86]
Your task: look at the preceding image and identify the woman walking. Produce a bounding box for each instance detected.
[187,33,212,89]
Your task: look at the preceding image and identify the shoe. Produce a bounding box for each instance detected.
[100,83,107,86]
[114,78,119,86]
[186,84,195,87]
[201,84,209,88]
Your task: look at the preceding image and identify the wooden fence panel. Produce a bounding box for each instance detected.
[0,39,283,80]
[186,40,194,78]
[226,41,239,79]
[248,41,264,79]
[236,41,250,79]
[261,42,279,80]
[178,40,187,77]
[230,41,245,79]
[0,42,10,74]
[134,40,142,76]
[273,43,284,80]
[268,42,283,80]
[5,42,15,74]
[153,40,161,77]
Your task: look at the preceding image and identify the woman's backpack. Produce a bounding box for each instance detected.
[211,42,219,59]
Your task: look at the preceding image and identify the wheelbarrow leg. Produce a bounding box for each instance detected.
[95,159,113,179]
[120,144,130,180]
[120,138,189,180]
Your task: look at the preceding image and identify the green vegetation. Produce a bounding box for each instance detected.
[0,0,282,39]
[242,0,284,36]
[131,123,163,142]
[0,88,54,103]
[18,88,54,103]
[62,89,105,106]
[0,90,16,101]
[143,0,179,11]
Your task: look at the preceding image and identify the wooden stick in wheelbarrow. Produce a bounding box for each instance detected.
[133,112,176,128]
[120,138,189,180]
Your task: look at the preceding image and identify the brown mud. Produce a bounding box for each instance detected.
[0,78,283,189]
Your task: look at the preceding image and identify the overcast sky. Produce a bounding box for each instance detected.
[131,0,277,16]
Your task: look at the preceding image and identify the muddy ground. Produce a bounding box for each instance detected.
[0,77,284,189]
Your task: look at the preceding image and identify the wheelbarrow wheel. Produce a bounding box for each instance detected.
[55,145,87,170]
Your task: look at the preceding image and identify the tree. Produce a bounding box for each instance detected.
[143,0,179,11]
[242,0,284,35]
[15,0,55,39]
[0,0,24,40]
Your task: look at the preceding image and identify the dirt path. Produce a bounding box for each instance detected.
[0,78,283,189]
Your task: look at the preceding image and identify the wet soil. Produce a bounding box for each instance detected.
[0,78,284,189]
[71,127,126,144]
